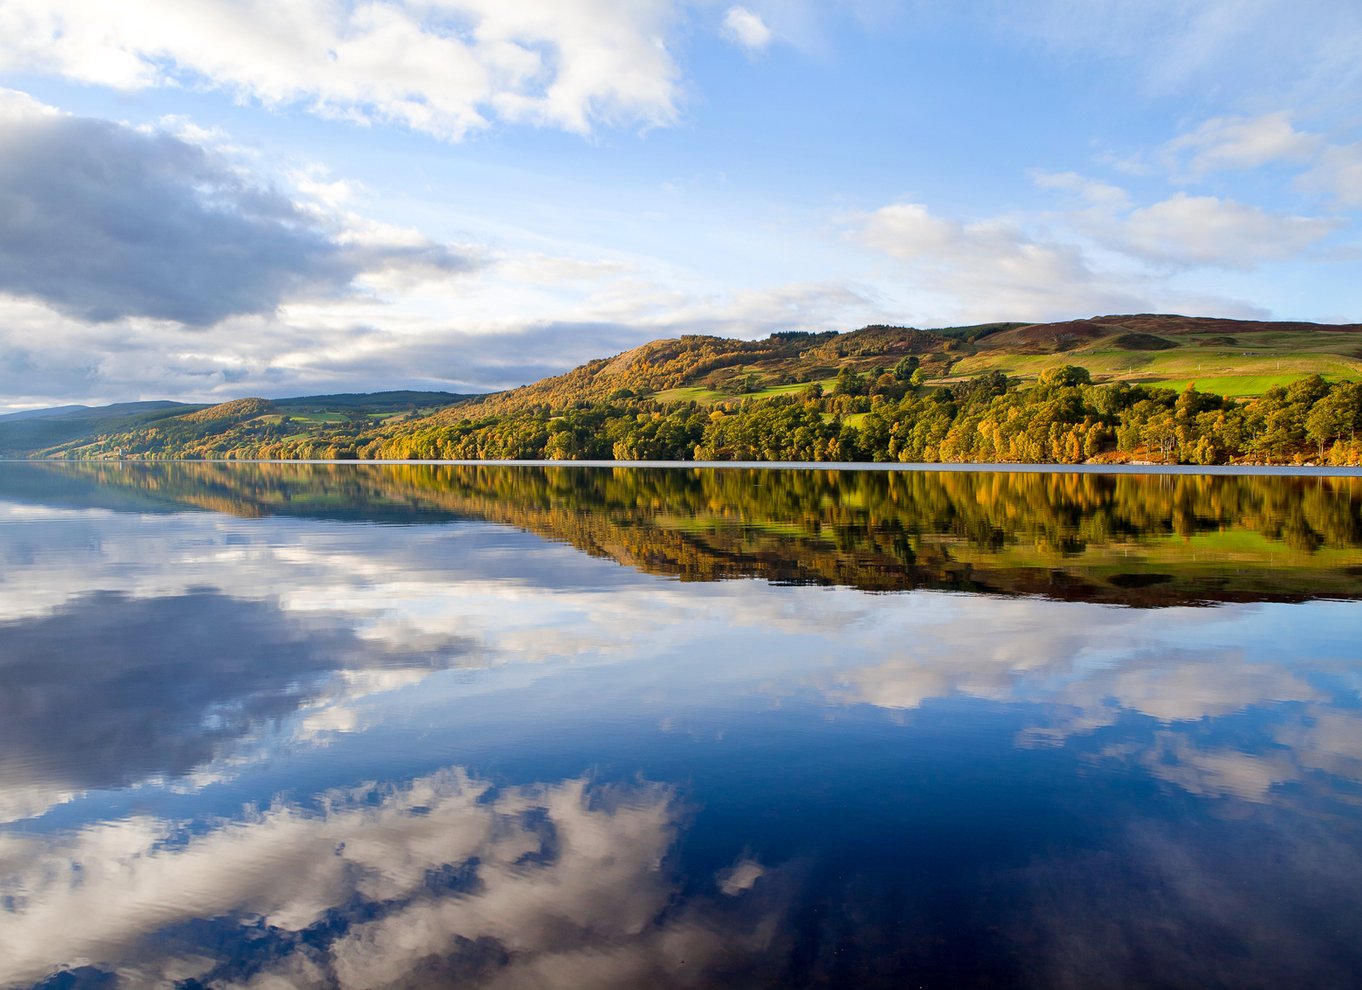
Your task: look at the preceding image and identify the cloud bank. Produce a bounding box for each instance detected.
[0,100,477,330]
[0,114,360,325]
[0,0,684,140]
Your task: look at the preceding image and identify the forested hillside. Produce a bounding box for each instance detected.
[15,315,1362,465]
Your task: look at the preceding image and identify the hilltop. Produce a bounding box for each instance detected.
[5,315,1361,464]
[457,314,1361,418]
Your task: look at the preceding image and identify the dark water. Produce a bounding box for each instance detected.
[2,462,1362,990]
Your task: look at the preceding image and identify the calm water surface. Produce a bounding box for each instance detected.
[2,462,1362,989]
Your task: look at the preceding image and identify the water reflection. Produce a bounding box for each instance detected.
[0,463,1361,988]
[7,460,1362,604]
[0,589,470,823]
[0,770,781,989]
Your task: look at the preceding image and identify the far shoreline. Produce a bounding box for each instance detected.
[18,458,1362,478]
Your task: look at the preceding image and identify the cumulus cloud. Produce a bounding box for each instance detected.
[1026,169,1342,270]
[1164,111,1322,176]
[1115,193,1337,267]
[0,0,683,140]
[0,85,55,121]
[0,108,476,327]
[858,201,1151,321]
[1024,169,1340,269]
[723,6,773,51]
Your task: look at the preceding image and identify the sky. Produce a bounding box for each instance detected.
[0,0,1360,410]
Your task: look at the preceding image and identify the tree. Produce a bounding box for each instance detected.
[834,366,867,396]
[1306,382,1362,458]
[1142,410,1178,462]
[1036,365,1092,389]
[892,355,920,381]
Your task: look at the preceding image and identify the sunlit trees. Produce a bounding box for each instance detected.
[69,362,1362,466]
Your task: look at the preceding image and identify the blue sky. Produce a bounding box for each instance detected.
[0,0,1359,409]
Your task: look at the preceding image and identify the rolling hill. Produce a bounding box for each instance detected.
[0,401,205,457]
[4,315,1360,464]
[5,391,476,460]
[428,313,1362,419]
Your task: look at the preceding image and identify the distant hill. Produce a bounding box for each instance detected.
[273,390,473,411]
[6,391,476,459]
[0,404,92,422]
[0,401,205,456]
[7,315,1361,464]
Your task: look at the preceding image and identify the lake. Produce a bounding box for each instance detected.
[2,461,1362,989]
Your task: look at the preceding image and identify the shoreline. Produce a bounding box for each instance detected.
[12,458,1362,478]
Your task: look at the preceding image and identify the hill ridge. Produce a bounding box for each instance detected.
[6,314,1361,464]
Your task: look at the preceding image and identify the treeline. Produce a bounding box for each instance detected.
[68,366,1362,465]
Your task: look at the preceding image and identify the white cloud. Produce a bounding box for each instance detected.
[1030,169,1132,209]
[1116,193,1337,267]
[1165,112,1322,176]
[1027,167,1342,271]
[0,85,58,122]
[722,6,773,51]
[858,201,1150,322]
[0,0,683,140]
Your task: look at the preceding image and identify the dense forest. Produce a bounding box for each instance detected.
[20,315,1362,465]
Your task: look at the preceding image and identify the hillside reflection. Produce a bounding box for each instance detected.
[8,461,1362,604]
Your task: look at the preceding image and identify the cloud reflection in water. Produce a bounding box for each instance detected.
[0,588,472,822]
[0,770,779,989]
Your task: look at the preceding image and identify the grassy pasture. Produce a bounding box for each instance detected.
[948,332,1362,395]
[1150,375,1328,397]
[654,377,839,405]
[653,385,727,404]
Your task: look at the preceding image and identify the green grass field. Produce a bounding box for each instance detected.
[654,377,839,405]
[653,385,727,403]
[949,345,1361,396]
[1149,375,1327,396]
